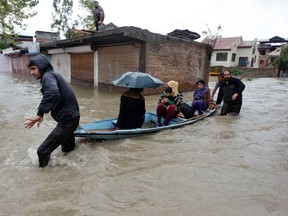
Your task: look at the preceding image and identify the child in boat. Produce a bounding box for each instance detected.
[159,87,175,107]
[156,81,184,126]
[191,79,211,116]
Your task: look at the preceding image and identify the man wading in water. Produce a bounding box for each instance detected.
[24,54,80,167]
[216,70,245,115]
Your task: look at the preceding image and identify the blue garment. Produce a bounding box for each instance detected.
[193,85,209,100]
[191,85,209,115]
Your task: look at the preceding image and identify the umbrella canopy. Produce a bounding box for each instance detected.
[112,71,164,88]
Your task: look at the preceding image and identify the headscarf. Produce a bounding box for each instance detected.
[167,80,179,96]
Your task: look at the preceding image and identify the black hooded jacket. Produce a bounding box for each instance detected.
[31,54,80,123]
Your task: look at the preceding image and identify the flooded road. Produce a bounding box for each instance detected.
[0,72,288,216]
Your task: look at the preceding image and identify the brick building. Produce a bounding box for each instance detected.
[10,27,211,94]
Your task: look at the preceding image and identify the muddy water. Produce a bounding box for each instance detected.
[0,72,287,216]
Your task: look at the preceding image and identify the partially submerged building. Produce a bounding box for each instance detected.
[4,26,211,93]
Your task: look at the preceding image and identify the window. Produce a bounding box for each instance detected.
[216,52,228,61]
[231,53,236,62]
[238,57,248,67]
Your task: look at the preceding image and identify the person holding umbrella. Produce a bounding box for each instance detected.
[116,88,146,129]
[112,71,164,129]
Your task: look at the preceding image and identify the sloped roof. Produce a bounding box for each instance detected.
[267,47,281,57]
[259,36,288,44]
[238,40,255,48]
[213,37,241,50]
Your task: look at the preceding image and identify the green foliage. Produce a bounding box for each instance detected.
[273,45,288,72]
[0,0,39,35]
[0,38,8,49]
[51,0,73,38]
[77,0,95,30]
[231,68,242,76]
[52,0,96,39]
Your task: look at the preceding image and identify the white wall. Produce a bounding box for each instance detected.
[0,54,12,72]
[48,46,93,84]
[51,53,71,82]
[210,38,260,68]
[237,46,259,68]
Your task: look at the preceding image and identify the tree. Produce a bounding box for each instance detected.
[0,0,39,48]
[76,0,95,30]
[51,0,73,39]
[202,24,222,60]
[273,45,288,74]
[51,0,96,39]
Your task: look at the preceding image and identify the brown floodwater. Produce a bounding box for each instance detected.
[0,72,288,216]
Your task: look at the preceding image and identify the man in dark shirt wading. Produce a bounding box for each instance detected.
[216,70,245,115]
[24,54,80,167]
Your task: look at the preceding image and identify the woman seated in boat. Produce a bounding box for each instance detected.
[116,88,146,129]
[190,79,211,116]
[156,80,184,126]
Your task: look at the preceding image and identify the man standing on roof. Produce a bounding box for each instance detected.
[216,70,245,115]
[92,1,105,31]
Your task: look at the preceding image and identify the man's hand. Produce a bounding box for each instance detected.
[232,93,238,100]
[24,115,43,129]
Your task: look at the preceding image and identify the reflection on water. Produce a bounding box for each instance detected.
[0,72,288,216]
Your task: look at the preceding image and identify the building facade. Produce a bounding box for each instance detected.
[208,37,259,68]
[39,27,210,93]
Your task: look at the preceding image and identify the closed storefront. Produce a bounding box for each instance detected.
[98,44,140,85]
[71,53,94,87]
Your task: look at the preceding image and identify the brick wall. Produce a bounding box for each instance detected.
[145,38,210,93]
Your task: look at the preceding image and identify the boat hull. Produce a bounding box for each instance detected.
[74,109,216,140]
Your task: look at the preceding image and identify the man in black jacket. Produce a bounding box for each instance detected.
[25,54,80,167]
[216,70,245,115]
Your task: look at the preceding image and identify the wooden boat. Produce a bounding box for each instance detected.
[74,109,216,140]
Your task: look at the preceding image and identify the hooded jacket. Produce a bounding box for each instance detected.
[30,54,80,123]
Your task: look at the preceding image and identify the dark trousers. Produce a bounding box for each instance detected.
[220,103,242,115]
[37,116,80,167]
[94,18,100,31]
